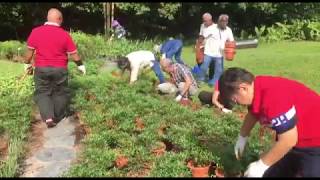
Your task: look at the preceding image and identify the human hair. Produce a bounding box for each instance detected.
[116,56,130,71]
[218,14,229,22]
[202,12,212,20]
[218,67,255,105]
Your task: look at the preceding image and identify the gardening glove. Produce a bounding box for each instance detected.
[77,65,86,75]
[24,64,32,72]
[222,108,232,114]
[234,135,248,160]
[244,159,269,177]
[161,53,166,60]
[175,94,183,102]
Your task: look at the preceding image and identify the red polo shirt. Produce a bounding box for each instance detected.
[27,22,77,68]
[249,76,320,148]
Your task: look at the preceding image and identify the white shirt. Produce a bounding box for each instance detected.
[199,23,234,57]
[126,50,156,83]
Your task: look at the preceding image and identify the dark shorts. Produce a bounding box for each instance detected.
[263,147,320,177]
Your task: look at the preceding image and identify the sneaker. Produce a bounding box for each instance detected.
[45,119,57,128]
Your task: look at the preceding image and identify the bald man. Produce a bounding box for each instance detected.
[24,8,86,128]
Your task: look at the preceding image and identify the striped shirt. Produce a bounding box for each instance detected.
[170,63,198,88]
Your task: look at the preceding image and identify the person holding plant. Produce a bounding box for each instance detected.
[24,8,86,128]
[158,58,198,102]
[218,67,320,177]
[116,50,165,85]
[153,38,185,65]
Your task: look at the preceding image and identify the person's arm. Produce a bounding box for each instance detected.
[180,74,192,97]
[240,112,258,137]
[212,90,224,109]
[261,126,297,166]
[24,48,35,64]
[129,63,139,84]
[228,28,234,41]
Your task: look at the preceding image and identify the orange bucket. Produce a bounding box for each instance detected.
[224,41,236,61]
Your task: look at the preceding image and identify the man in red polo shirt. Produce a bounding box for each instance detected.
[218,67,320,177]
[24,8,86,128]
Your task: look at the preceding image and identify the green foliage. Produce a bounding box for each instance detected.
[157,3,181,20]
[0,75,33,177]
[70,31,156,60]
[0,41,25,60]
[116,3,151,16]
[256,20,320,43]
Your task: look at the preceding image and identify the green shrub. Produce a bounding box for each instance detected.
[256,20,320,43]
[0,41,26,61]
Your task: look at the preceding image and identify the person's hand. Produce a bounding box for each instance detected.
[222,108,232,114]
[24,64,32,72]
[234,135,248,160]
[77,65,86,75]
[175,94,183,102]
[244,159,269,177]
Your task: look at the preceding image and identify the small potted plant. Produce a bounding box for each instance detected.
[187,151,213,177]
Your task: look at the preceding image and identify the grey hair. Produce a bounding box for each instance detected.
[218,14,229,21]
[202,12,212,20]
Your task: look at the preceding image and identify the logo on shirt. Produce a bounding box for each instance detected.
[269,106,297,134]
[271,106,296,127]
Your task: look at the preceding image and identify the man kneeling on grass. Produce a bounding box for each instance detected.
[117,50,165,85]
[157,58,198,102]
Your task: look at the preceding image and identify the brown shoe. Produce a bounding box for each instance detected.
[45,119,57,128]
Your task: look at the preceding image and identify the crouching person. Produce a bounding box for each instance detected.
[198,82,233,113]
[158,58,198,102]
[117,50,165,85]
[219,67,320,177]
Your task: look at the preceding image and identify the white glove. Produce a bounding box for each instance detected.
[175,94,183,102]
[234,135,248,160]
[244,159,269,177]
[24,64,32,72]
[77,65,86,75]
[161,53,166,59]
[222,108,232,114]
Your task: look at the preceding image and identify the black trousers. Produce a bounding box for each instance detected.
[33,67,71,123]
[263,147,320,177]
[198,90,233,109]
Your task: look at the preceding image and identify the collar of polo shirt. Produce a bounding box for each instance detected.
[44,22,60,27]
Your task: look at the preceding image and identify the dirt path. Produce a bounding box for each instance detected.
[20,116,79,177]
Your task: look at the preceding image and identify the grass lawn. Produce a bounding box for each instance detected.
[1,41,320,177]
[0,60,24,78]
[182,41,320,93]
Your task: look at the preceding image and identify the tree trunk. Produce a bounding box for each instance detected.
[106,2,111,37]
[103,2,107,39]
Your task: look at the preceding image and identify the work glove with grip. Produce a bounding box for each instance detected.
[234,135,248,160]
[244,159,269,177]
[77,65,86,75]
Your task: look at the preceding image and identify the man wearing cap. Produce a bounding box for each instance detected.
[24,8,86,128]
